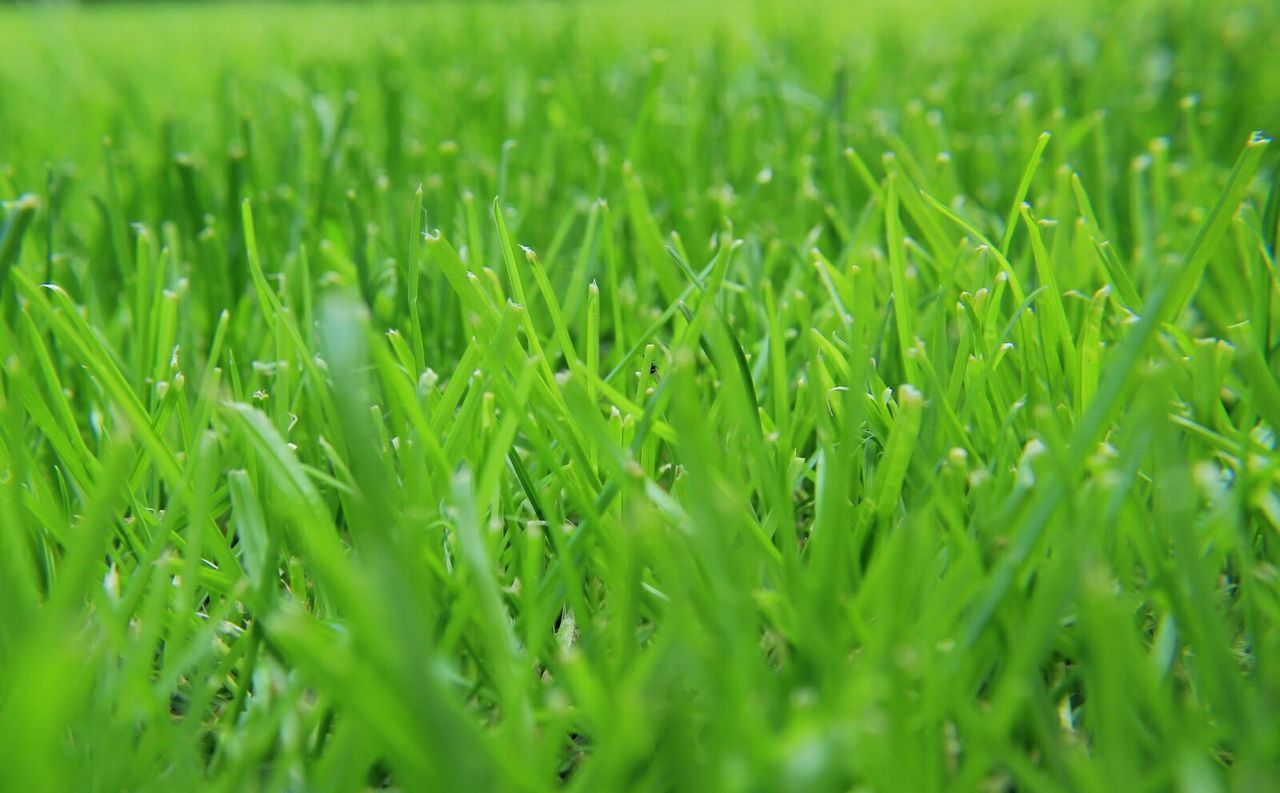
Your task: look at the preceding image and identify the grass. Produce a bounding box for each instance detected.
[1,0,1280,789]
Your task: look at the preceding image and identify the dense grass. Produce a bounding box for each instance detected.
[2,0,1280,789]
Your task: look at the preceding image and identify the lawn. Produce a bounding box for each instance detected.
[1,0,1279,790]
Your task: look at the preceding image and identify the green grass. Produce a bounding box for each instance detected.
[1,0,1280,789]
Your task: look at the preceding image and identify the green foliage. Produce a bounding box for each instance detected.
[1,0,1279,790]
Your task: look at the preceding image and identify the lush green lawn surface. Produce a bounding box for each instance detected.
[2,0,1279,789]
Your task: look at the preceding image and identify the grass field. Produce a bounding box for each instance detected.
[2,0,1280,790]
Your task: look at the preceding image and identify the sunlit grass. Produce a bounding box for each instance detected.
[1,0,1279,790]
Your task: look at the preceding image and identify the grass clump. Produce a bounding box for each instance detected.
[1,0,1280,790]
